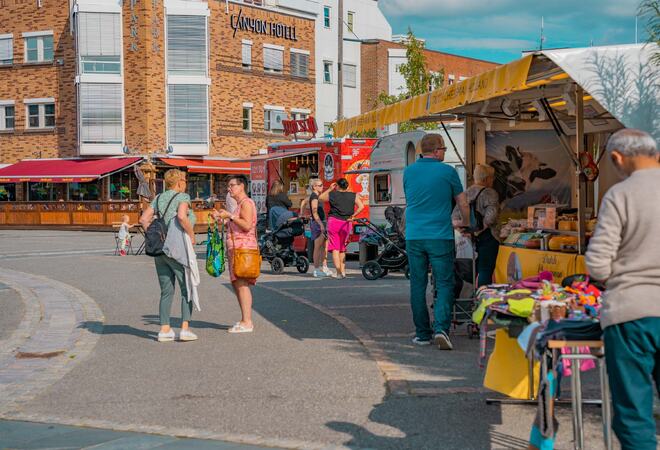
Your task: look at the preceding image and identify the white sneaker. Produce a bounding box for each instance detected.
[157,329,175,342]
[179,329,198,342]
[322,267,332,276]
[313,269,327,278]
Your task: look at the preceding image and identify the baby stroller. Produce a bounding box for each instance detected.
[259,213,310,274]
[357,206,409,280]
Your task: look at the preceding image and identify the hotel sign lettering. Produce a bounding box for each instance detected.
[231,8,297,41]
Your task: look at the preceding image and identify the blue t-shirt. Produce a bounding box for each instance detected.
[403,158,463,240]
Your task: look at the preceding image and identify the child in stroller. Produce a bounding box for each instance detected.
[259,209,310,274]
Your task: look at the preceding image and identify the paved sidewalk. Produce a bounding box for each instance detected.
[0,419,275,449]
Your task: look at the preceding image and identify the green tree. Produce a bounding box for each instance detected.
[640,0,660,64]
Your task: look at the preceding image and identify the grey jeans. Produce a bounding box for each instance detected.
[154,255,192,326]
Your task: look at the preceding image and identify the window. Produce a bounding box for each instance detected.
[24,34,53,63]
[374,173,391,203]
[242,41,252,69]
[242,106,252,132]
[343,63,356,88]
[290,51,309,78]
[168,85,208,144]
[78,13,121,74]
[0,105,14,130]
[68,182,101,201]
[347,11,354,33]
[0,184,16,201]
[0,35,12,65]
[323,6,331,28]
[80,84,122,144]
[448,74,455,85]
[28,182,57,201]
[323,122,332,137]
[109,171,138,201]
[187,174,211,200]
[264,109,285,133]
[292,111,309,121]
[323,60,332,83]
[167,15,207,76]
[26,102,55,129]
[263,46,283,73]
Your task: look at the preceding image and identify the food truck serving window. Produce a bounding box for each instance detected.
[374,173,391,203]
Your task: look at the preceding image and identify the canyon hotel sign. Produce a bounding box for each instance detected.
[230,8,298,41]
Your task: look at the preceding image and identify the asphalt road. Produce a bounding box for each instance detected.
[0,230,636,449]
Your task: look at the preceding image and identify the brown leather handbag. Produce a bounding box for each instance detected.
[229,208,261,279]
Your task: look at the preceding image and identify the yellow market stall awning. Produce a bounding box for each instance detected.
[334,55,534,137]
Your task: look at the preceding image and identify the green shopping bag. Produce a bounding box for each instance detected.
[206,220,225,277]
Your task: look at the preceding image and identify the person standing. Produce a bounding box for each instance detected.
[213,175,258,333]
[308,178,331,278]
[319,178,364,279]
[139,169,198,342]
[452,164,500,287]
[404,134,469,350]
[585,128,660,450]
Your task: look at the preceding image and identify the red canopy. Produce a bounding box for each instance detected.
[159,157,250,175]
[0,157,142,183]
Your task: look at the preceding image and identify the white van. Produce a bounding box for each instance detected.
[366,124,466,227]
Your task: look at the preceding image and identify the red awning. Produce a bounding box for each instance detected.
[235,147,322,162]
[0,157,143,183]
[159,157,250,175]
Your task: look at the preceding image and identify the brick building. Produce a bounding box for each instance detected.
[0,0,316,202]
[360,39,498,113]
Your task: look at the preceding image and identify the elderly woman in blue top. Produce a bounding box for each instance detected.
[139,169,197,343]
[404,134,470,350]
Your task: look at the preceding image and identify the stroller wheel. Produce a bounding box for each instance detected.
[296,256,310,273]
[404,265,410,280]
[379,268,389,278]
[271,257,285,274]
[362,261,384,281]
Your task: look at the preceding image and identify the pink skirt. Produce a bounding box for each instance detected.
[327,216,351,252]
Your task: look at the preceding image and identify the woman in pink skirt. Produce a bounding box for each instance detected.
[212,175,258,333]
[319,178,364,278]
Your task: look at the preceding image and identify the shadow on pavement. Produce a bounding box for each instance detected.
[142,315,231,331]
[79,317,231,341]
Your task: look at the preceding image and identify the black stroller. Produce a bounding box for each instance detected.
[259,214,310,274]
[357,206,409,280]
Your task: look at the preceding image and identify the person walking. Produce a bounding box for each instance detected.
[453,164,500,287]
[585,128,660,450]
[307,178,331,278]
[212,175,258,333]
[139,169,198,342]
[404,134,469,350]
[319,178,364,279]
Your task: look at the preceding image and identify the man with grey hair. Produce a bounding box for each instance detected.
[585,128,660,450]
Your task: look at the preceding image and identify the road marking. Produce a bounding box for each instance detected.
[327,303,409,310]
[0,249,110,259]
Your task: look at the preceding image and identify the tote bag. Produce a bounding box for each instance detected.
[205,220,225,277]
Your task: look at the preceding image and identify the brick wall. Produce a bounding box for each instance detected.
[0,0,77,164]
[361,39,498,112]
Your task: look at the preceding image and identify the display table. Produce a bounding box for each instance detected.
[494,246,586,284]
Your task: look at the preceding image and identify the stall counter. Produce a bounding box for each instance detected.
[495,246,586,284]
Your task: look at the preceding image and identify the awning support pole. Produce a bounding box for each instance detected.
[439,120,467,168]
[575,87,587,254]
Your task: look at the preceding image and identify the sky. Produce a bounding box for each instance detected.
[379,0,651,63]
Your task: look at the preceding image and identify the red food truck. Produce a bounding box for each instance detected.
[248,138,376,253]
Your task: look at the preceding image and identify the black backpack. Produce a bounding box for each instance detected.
[144,193,180,257]
[468,188,486,232]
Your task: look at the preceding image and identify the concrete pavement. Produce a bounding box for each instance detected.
[0,230,627,449]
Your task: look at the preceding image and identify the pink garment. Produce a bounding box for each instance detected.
[561,346,596,377]
[226,197,258,284]
[327,216,351,252]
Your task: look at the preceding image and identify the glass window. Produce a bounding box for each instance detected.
[323,61,332,83]
[242,107,252,132]
[323,6,331,28]
[28,182,57,201]
[168,84,208,144]
[28,104,40,128]
[25,35,53,63]
[263,46,283,73]
[27,103,55,129]
[343,63,356,88]
[0,183,16,201]
[78,13,121,74]
[44,104,55,127]
[0,105,14,130]
[374,174,391,203]
[167,15,207,76]
[0,37,13,65]
[80,83,122,144]
[68,181,100,201]
[242,42,251,69]
[323,122,332,137]
[290,52,308,78]
[187,174,210,200]
[109,171,138,200]
[347,12,354,32]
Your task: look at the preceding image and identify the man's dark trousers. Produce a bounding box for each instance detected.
[603,317,660,450]
[407,239,455,340]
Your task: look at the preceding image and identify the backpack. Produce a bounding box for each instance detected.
[145,193,181,257]
[469,188,487,232]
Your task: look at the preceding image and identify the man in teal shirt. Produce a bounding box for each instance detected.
[404,134,470,349]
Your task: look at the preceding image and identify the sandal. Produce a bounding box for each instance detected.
[228,322,254,333]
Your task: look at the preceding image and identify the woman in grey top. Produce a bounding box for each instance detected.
[453,164,500,286]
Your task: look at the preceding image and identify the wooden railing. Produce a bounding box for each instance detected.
[0,201,222,230]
